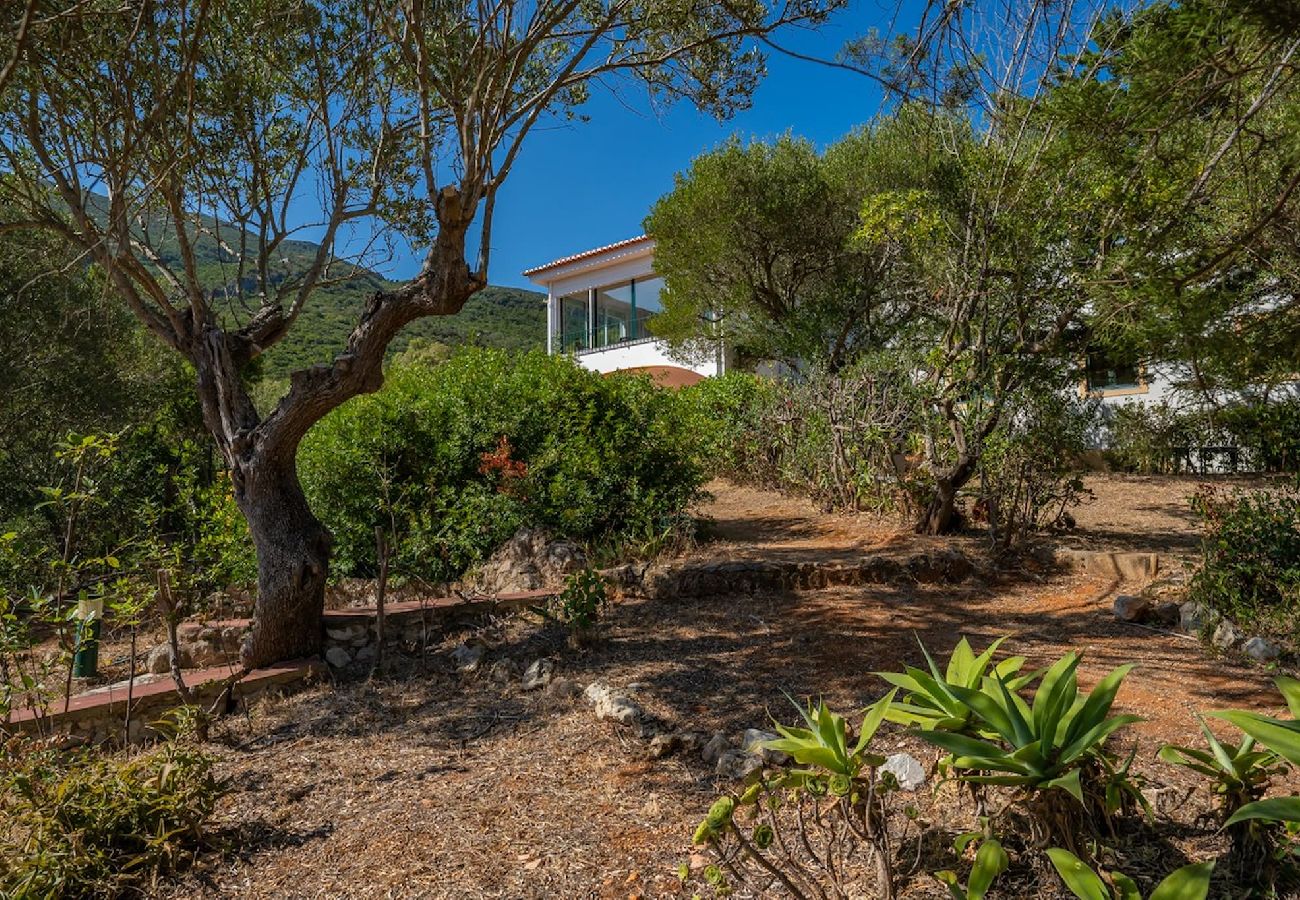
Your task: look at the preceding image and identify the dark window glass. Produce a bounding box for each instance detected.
[1085,348,1141,390]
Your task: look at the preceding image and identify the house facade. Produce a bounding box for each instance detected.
[523,236,726,386]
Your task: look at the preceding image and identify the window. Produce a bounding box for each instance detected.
[631,277,664,339]
[1085,348,1142,392]
[559,291,588,352]
[596,282,633,348]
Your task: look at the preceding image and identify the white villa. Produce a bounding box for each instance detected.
[524,235,727,387]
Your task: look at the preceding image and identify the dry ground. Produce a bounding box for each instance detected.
[157,478,1295,899]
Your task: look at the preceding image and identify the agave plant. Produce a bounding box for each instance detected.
[762,688,898,780]
[914,650,1142,848]
[1159,715,1281,822]
[1047,848,1214,900]
[878,636,1039,734]
[1208,676,1300,828]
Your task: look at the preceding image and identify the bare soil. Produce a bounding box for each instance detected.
[158,479,1294,899]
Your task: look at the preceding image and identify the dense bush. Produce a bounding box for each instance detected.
[0,726,225,898]
[1108,400,1300,475]
[678,360,921,516]
[299,348,705,583]
[1189,486,1300,636]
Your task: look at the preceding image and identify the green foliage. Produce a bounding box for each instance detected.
[300,348,705,584]
[1159,716,1282,823]
[905,643,1144,849]
[934,837,1009,900]
[0,729,225,898]
[543,568,609,641]
[1046,848,1213,900]
[686,693,901,897]
[646,134,899,371]
[1188,486,1300,636]
[1107,401,1300,476]
[1212,677,1300,827]
[877,636,1037,734]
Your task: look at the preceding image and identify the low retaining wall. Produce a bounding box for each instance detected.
[320,589,555,671]
[643,549,979,600]
[5,660,323,745]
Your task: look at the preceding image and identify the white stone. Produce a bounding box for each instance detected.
[584,682,642,725]
[741,728,787,765]
[146,644,174,675]
[1112,594,1149,622]
[1179,600,1212,633]
[450,642,485,672]
[521,659,554,691]
[882,753,926,791]
[326,623,368,643]
[1213,620,1242,650]
[325,646,352,669]
[1244,636,1282,662]
[354,645,377,665]
[544,677,582,700]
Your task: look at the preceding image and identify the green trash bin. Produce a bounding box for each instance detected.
[71,596,103,678]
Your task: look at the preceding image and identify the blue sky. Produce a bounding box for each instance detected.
[384,1,893,290]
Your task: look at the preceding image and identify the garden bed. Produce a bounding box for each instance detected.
[157,482,1294,898]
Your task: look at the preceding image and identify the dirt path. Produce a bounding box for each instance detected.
[168,480,1292,899]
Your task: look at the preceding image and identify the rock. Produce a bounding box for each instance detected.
[187,640,227,667]
[469,527,589,594]
[521,659,554,691]
[882,753,926,791]
[1180,600,1213,633]
[648,732,683,759]
[1112,594,1150,622]
[354,645,377,666]
[146,644,175,675]
[325,646,352,669]
[702,732,730,765]
[741,728,787,765]
[1244,636,1282,662]
[1212,620,1242,650]
[450,642,485,672]
[715,749,763,780]
[1149,601,1181,628]
[177,621,203,641]
[325,623,368,643]
[544,677,582,700]
[488,658,518,683]
[584,682,643,725]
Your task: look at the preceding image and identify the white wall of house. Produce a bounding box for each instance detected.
[525,236,725,379]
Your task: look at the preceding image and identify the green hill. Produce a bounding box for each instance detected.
[80,193,546,377]
[259,280,545,377]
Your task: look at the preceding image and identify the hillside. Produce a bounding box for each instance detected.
[81,193,546,377]
[259,281,545,377]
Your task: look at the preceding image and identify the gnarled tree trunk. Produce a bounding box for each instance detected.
[235,458,332,667]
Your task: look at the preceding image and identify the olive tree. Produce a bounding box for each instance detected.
[0,0,838,667]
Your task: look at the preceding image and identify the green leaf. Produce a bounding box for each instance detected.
[1062,664,1134,749]
[1148,860,1215,900]
[1111,871,1142,900]
[1212,711,1300,767]
[968,838,1009,900]
[1046,848,1109,900]
[1044,769,1085,804]
[1225,796,1300,827]
[855,688,897,754]
[1276,675,1300,720]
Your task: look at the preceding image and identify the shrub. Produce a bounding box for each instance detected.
[541,568,609,646]
[0,726,225,898]
[1188,485,1300,636]
[685,692,902,899]
[901,641,1144,852]
[977,392,1096,547]
[299,348,705,583]
[678,358,922,515]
